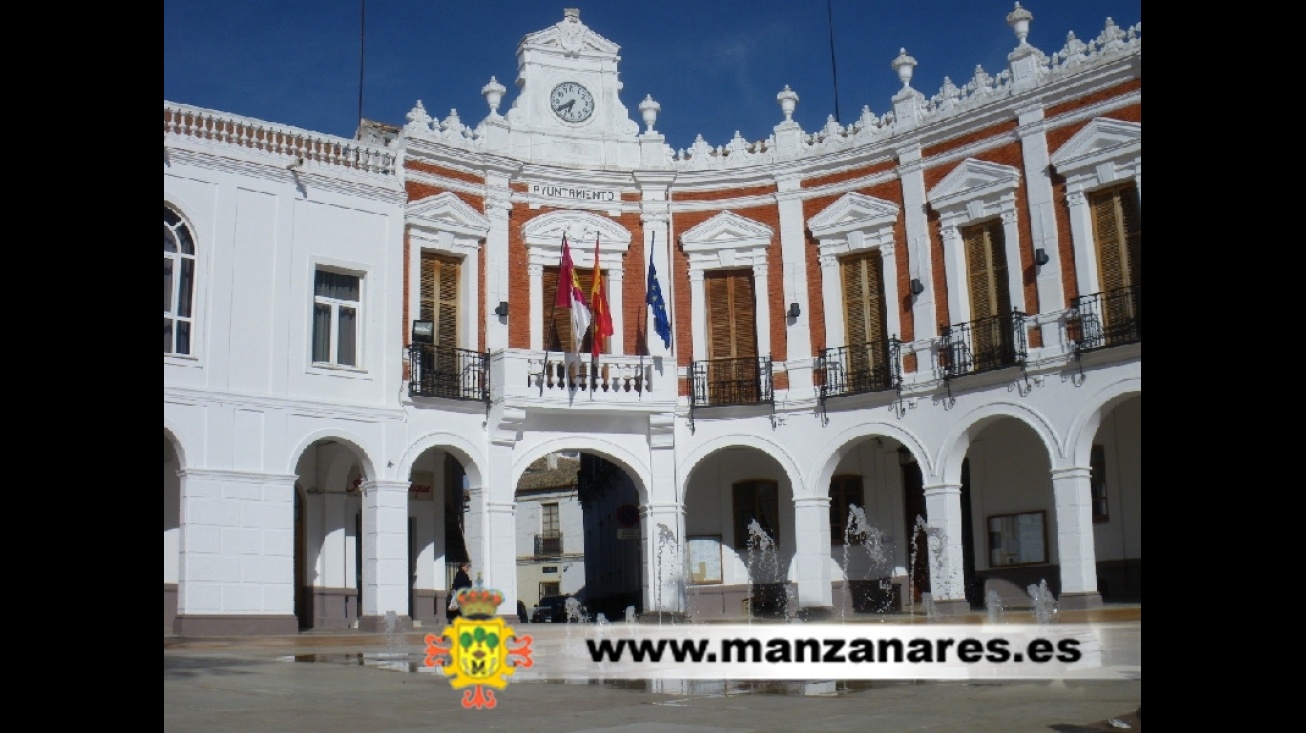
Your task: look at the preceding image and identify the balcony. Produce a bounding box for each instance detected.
[1070,285,1141,353]
[818,339,902,401]
[534,532,563,557]
[407,344,489,402]
[690,356,773,409]
[939,310,1027,379]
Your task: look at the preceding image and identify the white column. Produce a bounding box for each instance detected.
[1052,466,1102,608]
[941,227,967,325]
[793,496,833,609]
[644,501,684,615]
[775,177,812,391]
[819,254,843,348]
[922,483,966,606]
[360,479,410,625]
[897,145,936,339]
[484,175,514,350]
[689,270,707,361]
[323,492,347,588]
[1065,191,1099,297]
[1017,107,1065,338]
[880,242,902,339]
[753,262,771,358]
[484,497,517,617]
[412,495,437,598]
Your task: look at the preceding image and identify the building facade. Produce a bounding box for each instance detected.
[164,6,1140,634]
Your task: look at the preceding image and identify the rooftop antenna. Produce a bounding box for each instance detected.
[827,0,841,123]
[357,0,366,134]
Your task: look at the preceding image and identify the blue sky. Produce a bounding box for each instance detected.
[164,1,1141,152]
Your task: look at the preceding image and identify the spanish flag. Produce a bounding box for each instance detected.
[589,236,614,359]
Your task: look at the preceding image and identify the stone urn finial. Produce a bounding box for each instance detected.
[639,94,661,133]
[1007,2,1033,45]
[481,76,507,117]
[892,48,917,89]
[777,85,799,122]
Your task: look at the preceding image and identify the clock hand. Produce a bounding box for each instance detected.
[556,99,575,114]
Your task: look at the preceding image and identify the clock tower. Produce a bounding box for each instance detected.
[501,8,643,167]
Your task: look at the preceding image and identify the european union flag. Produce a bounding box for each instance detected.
[645,235,672,351]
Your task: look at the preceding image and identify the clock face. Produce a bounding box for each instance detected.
[550,81,594,123]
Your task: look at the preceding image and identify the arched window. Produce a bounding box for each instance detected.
[164,205,196,355]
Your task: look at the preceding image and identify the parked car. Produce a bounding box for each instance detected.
[531,594,573,623]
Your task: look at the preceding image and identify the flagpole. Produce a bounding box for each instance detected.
[638,233,653,398]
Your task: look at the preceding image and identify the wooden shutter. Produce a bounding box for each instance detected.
[705,270,757,360]
[964,220,1011,320]
[841,251,887,375]
[1091,183,1141,292]
[420,252,460,349]
[964,221,1012,367]
[543,266,598,353]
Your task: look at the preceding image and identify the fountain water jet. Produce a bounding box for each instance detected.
[745,519,784,621]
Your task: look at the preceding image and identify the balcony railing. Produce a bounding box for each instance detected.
[818,339,902,401]
[690,356,773,409]
[534,532,563,557]
[408,344,489,402]
[939,310,1027,379]
[1070,285,1141,353]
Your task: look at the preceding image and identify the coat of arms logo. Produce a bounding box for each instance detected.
[424,576,535,709]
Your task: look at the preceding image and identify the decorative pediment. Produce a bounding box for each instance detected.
[519,10,620,56]
[807,192,900,239]
[1050,117,1141,176]
[521,210,631,268]
[680,211,774,250]
[406,192,489,238]
[927,159,1021,210]
[680,211,773,271]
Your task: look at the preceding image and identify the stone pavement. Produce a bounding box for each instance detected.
[164,606,1141,733]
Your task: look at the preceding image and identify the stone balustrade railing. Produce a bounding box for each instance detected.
[490,349,677,404]
[164,102,397,177]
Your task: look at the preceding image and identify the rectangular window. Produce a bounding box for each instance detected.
[840,251,890,389]
[829,475,866,544]
[1089,183,1141,293]
[539,582,560,598]
[1090,444,1109,522]
[312,269,361,367]
[733,480,779,550]
[542,503,559,535]
[705,269,760,403]
[420,252,460,349]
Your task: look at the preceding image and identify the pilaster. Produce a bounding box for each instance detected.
[897,145,935,339]
[922,483,968,615]
[359,479,411,630]
[793,496,834,611]
[1052,467,1103,610]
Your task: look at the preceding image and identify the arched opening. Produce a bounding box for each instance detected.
[682,447,794,620]
[1090,394,1141,602]
[406,449,471,627]
[513,451,643,624]
[291,439,369,629]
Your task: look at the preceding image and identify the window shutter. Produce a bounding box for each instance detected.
[841,251,887,372]
[965,220,1010,319]
[420,252,460,349]
[1092,184,1141,292]
[705,269,757,360]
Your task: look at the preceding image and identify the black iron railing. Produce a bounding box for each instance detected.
[690,356,773,409]
[408,343,489,402]
[939,310,1027,378]
[818,338,902,400]
[534,532,563,557]
[1070,285,1141,353]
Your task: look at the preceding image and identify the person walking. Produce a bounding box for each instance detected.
[447,562,472,622]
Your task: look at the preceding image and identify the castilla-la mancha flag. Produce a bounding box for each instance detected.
[589,236,614,359]
[555,235,591,354]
